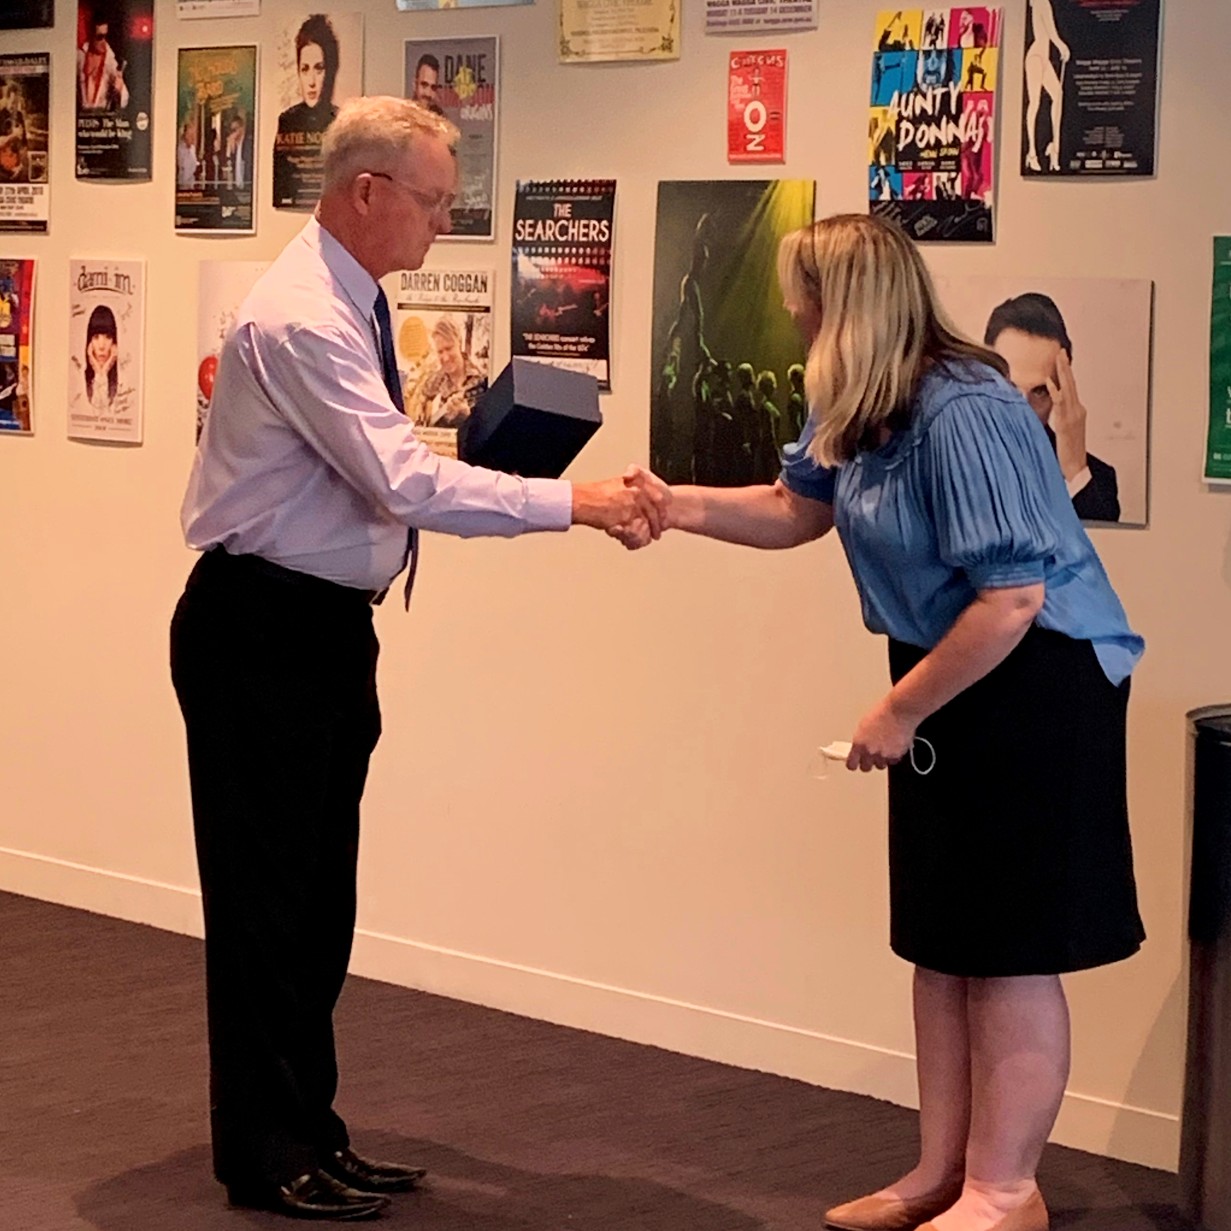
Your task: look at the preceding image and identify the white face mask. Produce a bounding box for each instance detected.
[808,737,936,779]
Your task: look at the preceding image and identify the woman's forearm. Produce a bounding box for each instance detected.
[669,481,833,549]
[889,584,1045,724]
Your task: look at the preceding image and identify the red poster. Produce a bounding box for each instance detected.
[727,50,787,164]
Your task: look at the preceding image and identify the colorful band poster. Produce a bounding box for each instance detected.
[178,0,260,16]
[728,51,787,164]
[272,12,363,210]
[706,0,817,32]
[1206,240,1231,484]
[0,54,51,235]
[936,274,1152,525]
[511,180,615,389]
[1020,0,1159,177]
[404,38,498,241]
[0,259,35,435]
[381,267,494,460]
[397,0,528,7]
[869,7,1001,243]
[175,47,257,235]
[1,2,53,29]
[559,0,680,64]
[650,180,816,487]
[197,260,267,440]
[75,0,154,181]
[68,259,144,444]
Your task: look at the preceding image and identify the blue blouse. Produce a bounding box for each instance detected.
[779,362,1143,685]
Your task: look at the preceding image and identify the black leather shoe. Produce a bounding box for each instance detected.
[323,1147,428,1194]
[227,1169,390,1220]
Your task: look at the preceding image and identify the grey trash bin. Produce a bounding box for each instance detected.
[1181,706,1231,1231]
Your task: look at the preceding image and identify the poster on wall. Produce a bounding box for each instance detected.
[272,11,363,210]
[397,0,529,8]
[75,0,154,181]
[935,274,1152,526]
[559,0,679,64]
[0,54,51,235]
[728,50,787,164]
[1205,240,1231,484]
[0,259,35,435]
[868,7,1001,243]
[197,260,267,440]
[403,37,498,241]
[178,0,260,16]
[511,180,615,389]
[68,258,144,444]
[706,0,817,32]
[1020,0,1159,177]
[380,266,493,460]
[649,179,815,487]
[0,1,53,29]
[175,46,257,235]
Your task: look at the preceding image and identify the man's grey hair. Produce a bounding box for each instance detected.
[321,96,458,193]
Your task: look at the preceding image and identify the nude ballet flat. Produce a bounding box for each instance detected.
[914,1189,1049,1231]
[824,1180,964,1231]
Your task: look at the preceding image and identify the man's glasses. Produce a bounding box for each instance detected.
[366,171,455,218]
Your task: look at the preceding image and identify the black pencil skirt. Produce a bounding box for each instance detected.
[887,626,1145,978]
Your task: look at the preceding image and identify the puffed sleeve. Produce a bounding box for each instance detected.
[778,416,837,504]
[923,393,1061,590]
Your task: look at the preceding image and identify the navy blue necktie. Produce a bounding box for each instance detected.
[373,288,418,608]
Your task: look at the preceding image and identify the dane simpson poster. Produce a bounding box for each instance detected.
[869,7,1001,243]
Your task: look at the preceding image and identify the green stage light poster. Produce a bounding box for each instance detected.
[649,179,815,486]
[1206,238,1231,484]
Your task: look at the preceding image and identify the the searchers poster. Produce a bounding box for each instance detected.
[511,180,615,389]
[0,259,36,435]
[0,54,50,235]
[559,0,680,64]
[175,47,257,235]
[1020,0,1160,177]
[397,0,528,8]
[178,0,260,17]
[197,260,267,439]
[404,38,498,241]
[272,11,363,210]
[936,274,1152,525]
[869,7,1001,243]
[706,0,817,32]
[649,179,815,487]
[728,50,787,164]
[383,266,493,460]
[1,1,53,29]
[76,0,153,181]
[68,258,144,444]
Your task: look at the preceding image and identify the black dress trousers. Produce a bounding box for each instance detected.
[170,548,381,1187]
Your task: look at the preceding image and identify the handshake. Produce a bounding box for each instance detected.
[571,465,673,550]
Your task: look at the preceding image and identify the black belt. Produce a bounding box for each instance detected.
[202,546,388,606]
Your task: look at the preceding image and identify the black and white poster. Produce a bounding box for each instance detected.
[1020,0,1160,177]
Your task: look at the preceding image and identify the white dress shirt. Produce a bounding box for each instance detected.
[182,218,572,590]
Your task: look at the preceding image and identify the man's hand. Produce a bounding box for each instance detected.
[572,465,670,546]
[1047,350,1088,482]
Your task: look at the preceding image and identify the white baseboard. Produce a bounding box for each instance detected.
[0,846,1179,1171]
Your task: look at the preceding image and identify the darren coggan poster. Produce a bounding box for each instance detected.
[511,180,615,390]
[68,259,145,444]
[869,7,1001,243]
[0,53,51,235]
[1020,0,1160,177]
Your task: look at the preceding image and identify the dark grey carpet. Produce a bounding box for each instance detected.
[0,890,1190,1229]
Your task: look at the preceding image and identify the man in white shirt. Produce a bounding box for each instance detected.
[77,17,129,111]
[172,96,663,1222]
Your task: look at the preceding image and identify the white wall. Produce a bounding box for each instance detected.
[0,0,1217,1172]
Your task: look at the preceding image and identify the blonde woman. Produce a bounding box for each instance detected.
[623,214,1144,1231]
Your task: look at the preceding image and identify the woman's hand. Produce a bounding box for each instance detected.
[847,695,918,773]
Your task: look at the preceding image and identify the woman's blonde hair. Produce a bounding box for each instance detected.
[776,213,1006,465]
